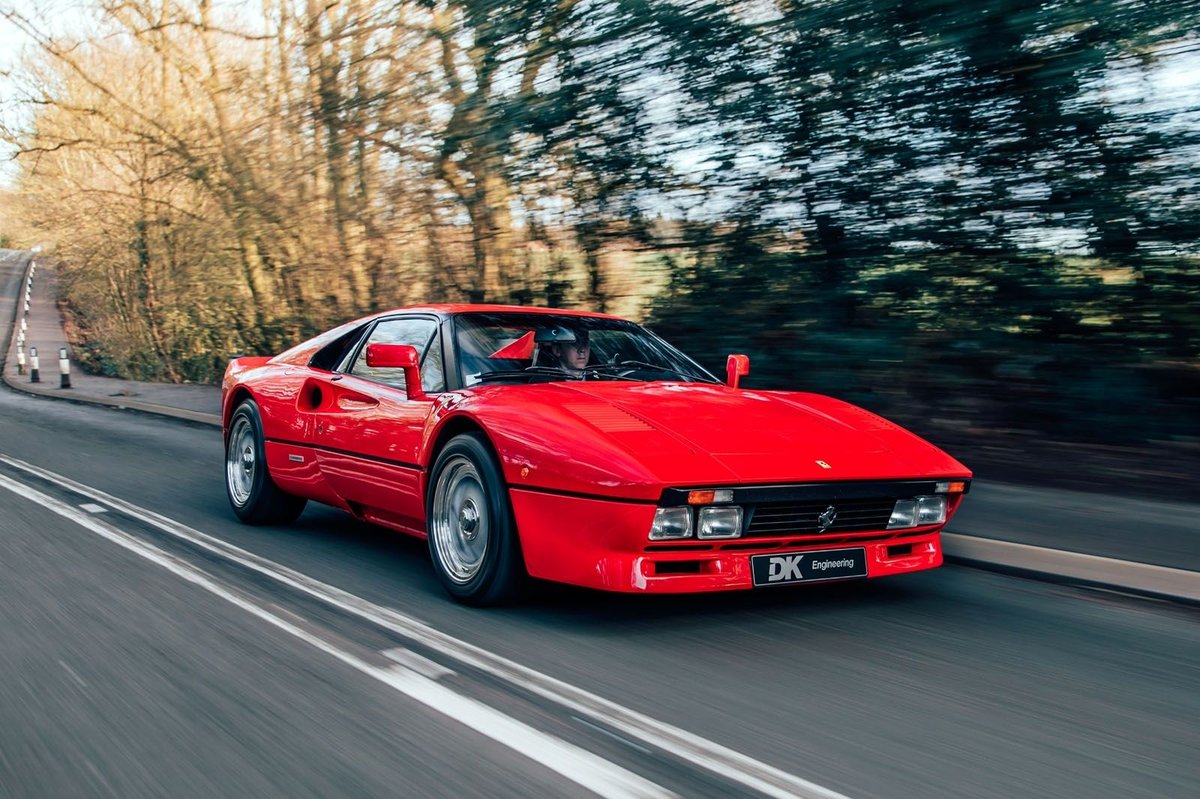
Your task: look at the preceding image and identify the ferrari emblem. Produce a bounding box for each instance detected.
[816,460,831,469]
[817,506,837,533]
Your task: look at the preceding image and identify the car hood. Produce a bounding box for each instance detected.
[457,381,970,494]
[565,382,965,481]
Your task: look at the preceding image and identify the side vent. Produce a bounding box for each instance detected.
[297,379,326,411]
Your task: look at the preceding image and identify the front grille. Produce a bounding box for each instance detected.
[745,497,896,537]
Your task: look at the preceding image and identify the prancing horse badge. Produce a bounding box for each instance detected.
[817,505,838,532]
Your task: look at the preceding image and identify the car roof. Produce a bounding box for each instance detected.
[381,304,625,320]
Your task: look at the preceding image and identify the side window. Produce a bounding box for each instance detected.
[309,324,371,371]
[347,318,445,392]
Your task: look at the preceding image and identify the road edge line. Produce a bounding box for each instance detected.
[0,470,676,799]
[0,452,855,799]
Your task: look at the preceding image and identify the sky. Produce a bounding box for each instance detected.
[2,1,1198,203]
[0,1,91,186]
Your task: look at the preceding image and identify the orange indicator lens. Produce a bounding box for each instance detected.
[687,490,716,505]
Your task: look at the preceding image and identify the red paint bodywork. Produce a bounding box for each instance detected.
[222,304,971,593]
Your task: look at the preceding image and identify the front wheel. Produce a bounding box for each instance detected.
[225,399,307,525]
[427,433,526,606]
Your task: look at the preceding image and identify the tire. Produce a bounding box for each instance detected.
[225,398,307,525]
[426,432,526,606]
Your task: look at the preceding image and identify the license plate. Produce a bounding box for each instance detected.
[751,547,868,586]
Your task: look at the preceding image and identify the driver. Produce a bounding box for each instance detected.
[548,329,590,375]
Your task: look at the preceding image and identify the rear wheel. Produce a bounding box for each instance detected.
[225,398,306,525]
[427,433,526,606]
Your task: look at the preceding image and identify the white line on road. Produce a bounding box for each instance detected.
[573,716,655,757]
[0,472,674,799]
[0,452,856,799]
[80,503,107,514]
[383,647,456,681]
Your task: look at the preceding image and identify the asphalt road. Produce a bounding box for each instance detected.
[1,250,1198,799]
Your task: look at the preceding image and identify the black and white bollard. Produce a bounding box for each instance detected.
[16,347,25,376]
[59,347,71,389]
[29,346,39,383]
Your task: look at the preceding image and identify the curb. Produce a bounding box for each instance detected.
[943,533,1200,606]
[0,372,221,426]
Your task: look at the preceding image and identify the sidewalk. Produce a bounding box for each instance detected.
[2,254,220,425]
[2,252,1197,602]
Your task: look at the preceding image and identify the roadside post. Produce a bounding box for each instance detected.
[29,346,39,383]
[59,347,71,389]
[16,347,25,375]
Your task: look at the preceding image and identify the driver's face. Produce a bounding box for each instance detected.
[559,341,590,370]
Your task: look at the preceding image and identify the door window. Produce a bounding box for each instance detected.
[347,317,444,392]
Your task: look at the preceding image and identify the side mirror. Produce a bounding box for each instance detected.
[726,354,750,388]
[366,343,426,400]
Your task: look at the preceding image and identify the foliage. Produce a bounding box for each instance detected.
[1,0,1197,448]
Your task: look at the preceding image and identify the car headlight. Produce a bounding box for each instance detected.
[888,495,947,529]
[696,506,743,539]
[887,500,917,529]
[917,495,947,525]
[649,507,692,540]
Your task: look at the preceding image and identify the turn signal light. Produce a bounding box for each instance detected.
[687,489,734,504]
[935,481,967,494]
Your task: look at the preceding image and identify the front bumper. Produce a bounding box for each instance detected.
[510,488,943,593]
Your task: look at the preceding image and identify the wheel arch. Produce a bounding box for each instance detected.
[223,386,255,438]
[424,414,502,487]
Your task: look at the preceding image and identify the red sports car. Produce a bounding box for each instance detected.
[222,305,971,605]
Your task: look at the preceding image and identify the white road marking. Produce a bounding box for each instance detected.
[383,647,455,681]
[79,503,107,514]
[0,452,856,799]
[0,473,674,799]
[573,716,654,756]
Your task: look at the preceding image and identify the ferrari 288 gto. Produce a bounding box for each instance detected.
[222,305,971,605]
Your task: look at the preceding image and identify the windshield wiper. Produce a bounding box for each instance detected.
[473,366,576,384]
[587,360,718,383]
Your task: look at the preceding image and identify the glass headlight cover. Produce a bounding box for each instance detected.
[887,499,918,529]
[888,495,947,529]
[917,495,947,525]
[649,506,692,540]
[696,506,743,539]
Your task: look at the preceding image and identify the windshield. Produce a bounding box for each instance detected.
[454,312,719,387]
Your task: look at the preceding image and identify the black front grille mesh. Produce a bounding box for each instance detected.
[745,497,895,537]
